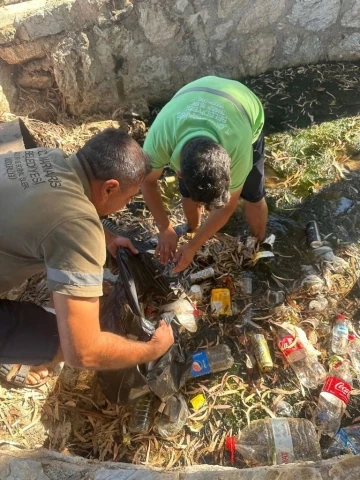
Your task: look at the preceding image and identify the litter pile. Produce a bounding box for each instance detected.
[0,156,359,470]
[95,213,360,468]
[0,59,360,467]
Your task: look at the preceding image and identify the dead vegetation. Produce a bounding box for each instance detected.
[0,62,360,468]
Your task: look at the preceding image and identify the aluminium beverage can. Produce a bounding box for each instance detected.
[306,220,322,248]
[250,333,274,372]
[190,267,215,283]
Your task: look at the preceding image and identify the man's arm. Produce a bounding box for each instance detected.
[141,169,178,264]
[173,190,241,273]
[53,293,174,370]
[244,197,268,241]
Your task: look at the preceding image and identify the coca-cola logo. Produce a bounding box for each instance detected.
[278,337,293,350]
[335,382,351,397]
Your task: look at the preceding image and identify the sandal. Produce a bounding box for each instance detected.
[0,363,62,389]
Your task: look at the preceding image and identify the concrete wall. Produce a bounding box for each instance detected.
[0,0,360,117]
[0,448,360,480]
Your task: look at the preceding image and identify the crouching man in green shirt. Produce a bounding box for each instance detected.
[142,76,268,273]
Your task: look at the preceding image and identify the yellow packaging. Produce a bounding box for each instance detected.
[190,393,206,410]
[211,288,232,315]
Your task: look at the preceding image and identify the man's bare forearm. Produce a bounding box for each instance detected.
[73,332,159,370]
[188,204,236,251]
[141,181,170,232]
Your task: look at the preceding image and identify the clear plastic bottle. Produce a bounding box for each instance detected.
[278,328,326,389]
[313,360,353,437]
[331,314,349,355]
[188,344,234,379]
[348,334,360,382]
[155,394,189,439]
[129,394,155,434]
[226,418,321,466]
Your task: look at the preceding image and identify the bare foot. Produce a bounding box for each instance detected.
[6,363,52,386]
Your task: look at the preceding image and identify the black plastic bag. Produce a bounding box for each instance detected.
[144,341,192,402]
[98,246,191,405]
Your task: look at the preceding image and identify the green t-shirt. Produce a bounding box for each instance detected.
[143,76,264,192]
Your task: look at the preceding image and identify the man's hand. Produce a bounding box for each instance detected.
[155,226,178,264]
[172,242,197,273]
[107,236,138,257]
[53,294,174,370]
[149,319,174,357]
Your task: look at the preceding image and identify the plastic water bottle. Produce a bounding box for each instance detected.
[348,334,360,382]
[277,329,326,389]
[226,418,321,466]
[188,344,234,379]
[129,394,155,434]
[313,360,353,437]
[331,314,349,355]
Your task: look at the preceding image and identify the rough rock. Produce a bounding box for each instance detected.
[240,33,277,76]
[17,58,53,89]
[218,0,240,20]
[0,449,360,479]
[213,21,234,41]
[0,35,59,64]
[0,0,107,45]
[237,0,286,34]
[328,33,360,61]
[1,0,360,116]
[137,2,179,46]
[298,35,324,64]
[341,0,360,28]
[283,35,299,56]
[52,32,119,115]
[289,0,341,31]
[175,0,188,13]
[0,60,17,115]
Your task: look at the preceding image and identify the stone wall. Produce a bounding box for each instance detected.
[0,0,360,117]
[0,448,360,480]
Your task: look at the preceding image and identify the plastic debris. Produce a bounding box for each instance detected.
[190,393,206,410]
[211,288,232,315]
[155,394,189,438]
[262,233,276,250]
[161,298,198,333]
[226,418,321,466]
[189,345,234,379]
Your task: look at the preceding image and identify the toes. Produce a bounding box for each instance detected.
[26,373,40,385]
[30,365,49,379]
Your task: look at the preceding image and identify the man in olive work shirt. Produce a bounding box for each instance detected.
[142,76,267,273]
[0,129,173,387]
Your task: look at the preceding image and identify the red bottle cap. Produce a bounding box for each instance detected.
[337,314,346,321]
[225,436,236,464]
[349,334,356,341]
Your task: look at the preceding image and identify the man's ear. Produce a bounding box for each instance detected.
[103,179,120,197]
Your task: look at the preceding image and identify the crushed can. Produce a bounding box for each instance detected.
[306,220,322,248]
[190,267,215,283]
[250,333,273,372]
[211,288,232,315]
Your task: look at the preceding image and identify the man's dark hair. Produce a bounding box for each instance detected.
[181,137,231,210]
[78,128,151,189]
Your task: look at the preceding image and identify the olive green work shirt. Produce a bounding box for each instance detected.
[0,148,105,297]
